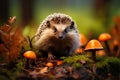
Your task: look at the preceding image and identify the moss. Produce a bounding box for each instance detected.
[96,57,120,76]
[61,55,93,68]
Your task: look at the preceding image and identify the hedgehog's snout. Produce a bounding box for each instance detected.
[59,36,63,39]
[55,31,66,39]
[58,33,64,39]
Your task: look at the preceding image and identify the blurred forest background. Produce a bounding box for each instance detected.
[0,0,120,37]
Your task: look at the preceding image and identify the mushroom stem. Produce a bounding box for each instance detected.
[31,59,36,66]
[104,41,111,56]
[92,50,96,62]
[25,59,29,69]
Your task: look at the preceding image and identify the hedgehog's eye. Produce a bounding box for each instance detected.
[64,28,68,33]
[53,27,57,32]
[70,21,74,29]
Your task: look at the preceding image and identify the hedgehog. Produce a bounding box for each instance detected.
[34,13,80,59]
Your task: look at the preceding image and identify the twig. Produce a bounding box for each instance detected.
[8,16,16,25]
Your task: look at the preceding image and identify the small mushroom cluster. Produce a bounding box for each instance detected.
[77,33,112,62]
[23,50,63,68]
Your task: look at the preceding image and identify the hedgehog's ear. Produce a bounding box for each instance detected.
[70,21,74,29]
[46,21,50,27]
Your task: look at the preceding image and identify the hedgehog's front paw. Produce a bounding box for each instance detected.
[47,52,56,60]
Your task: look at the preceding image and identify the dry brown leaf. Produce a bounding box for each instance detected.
[0,16,25,62]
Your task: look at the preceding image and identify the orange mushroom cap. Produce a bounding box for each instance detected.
[46,62,53,67]
[75,48,83,54]
[57,60,63,66]
[84,39,103,51]
[79,33,88,46]
[98,33,111,41]
[23,51,36,59]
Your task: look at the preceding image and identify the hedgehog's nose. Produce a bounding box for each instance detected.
[59,36,63,39]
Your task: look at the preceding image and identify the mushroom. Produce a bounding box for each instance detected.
[46,62,53,67]
[57,60,63,66]
[23,50,37,68]
[98,33,111,56]
[84,39,103,61]
[80,33,88,47]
